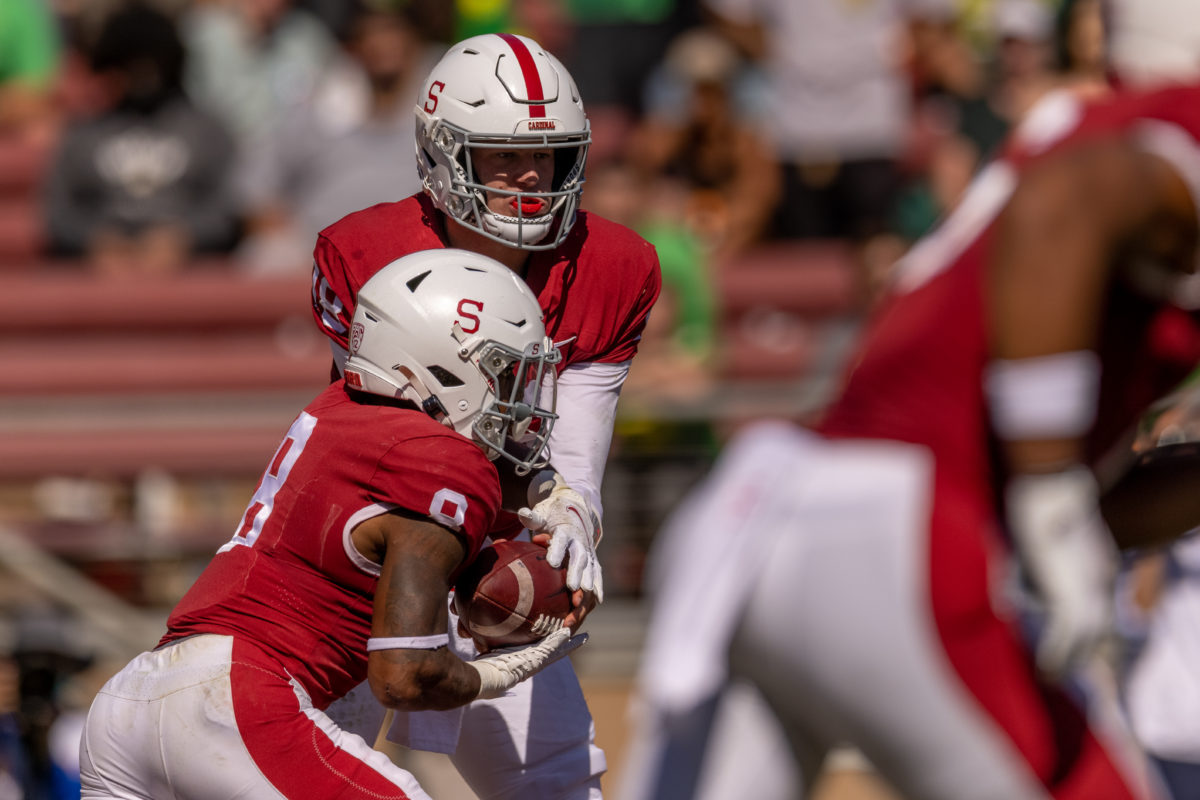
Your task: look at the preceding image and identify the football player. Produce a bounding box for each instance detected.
[311,33,661,799]
[622,0,1200,797]
[79,250,585,799]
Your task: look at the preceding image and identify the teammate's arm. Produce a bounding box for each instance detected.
[988,136,1197,469]
[986,135,1198,677]
[542,361,629,518]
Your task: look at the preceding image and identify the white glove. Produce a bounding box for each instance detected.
[470,629,588,699]
[518,475,604,601]
[1006,466,1120,680]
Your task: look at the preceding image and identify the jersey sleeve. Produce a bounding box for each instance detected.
[311,235,358,351]
[545,361,629,520]
[371,433,501,563]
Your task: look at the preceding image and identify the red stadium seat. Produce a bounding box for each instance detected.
[0,267,330,479]
[0,198,46,265]
[0,132,52,198]
[714,240,865,381]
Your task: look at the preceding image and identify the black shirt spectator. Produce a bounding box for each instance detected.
[42,2,240,275]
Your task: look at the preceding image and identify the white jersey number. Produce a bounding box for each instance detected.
[219,412,318,552]
[311,264,348,337]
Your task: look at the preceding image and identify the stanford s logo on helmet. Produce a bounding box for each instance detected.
[344,249,562,474]
[414,33,590,251]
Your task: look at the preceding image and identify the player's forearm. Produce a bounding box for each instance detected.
[541,360,629,516]
[368,650,482,711]
[985,146,1126,473]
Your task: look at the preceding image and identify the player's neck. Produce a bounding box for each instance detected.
[445,219,531,276]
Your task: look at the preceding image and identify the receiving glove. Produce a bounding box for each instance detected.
[470,629,588,699]
[518,474,604,601]
[1006,466,1120,680]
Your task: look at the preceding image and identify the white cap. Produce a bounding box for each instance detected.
[1108,0,1200,87]
[994,0,1052,42]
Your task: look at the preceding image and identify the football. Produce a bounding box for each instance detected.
[454,539,573,651]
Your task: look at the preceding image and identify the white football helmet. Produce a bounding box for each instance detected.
[344,249,561,473]
[1108,0,1200,87]
[415,33,590,250]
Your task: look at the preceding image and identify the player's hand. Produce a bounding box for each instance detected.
[560,587,599,630]
[519,482,604,602]
[469,628,588,699]
[1006,466,1120,680]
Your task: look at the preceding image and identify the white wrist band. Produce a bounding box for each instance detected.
[367,634,450,651]
[985,350,1101,439]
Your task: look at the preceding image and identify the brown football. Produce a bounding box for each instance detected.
[454,539,573,651]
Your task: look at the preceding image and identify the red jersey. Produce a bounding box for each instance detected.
[163,382,501,709]
[311,194,662,370]
[818,85,1200,487]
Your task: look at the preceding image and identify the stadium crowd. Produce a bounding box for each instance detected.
[1,0,1100,275]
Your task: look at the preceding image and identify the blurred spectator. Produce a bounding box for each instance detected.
[0,0,63,266]
[1055,0,1108,98]
[895,9,1008,244]
[908,7,1008,164]
[297,0,453,44]
[0,656,30,800]
[42,658,117,800]
[234,0,438,274]
[990,0,1059,125]
[895,0,1060,245]
[0,0,61,140]
[10,608,92,800]
[702,0,954,246]
[41,1,241,275]
[499,0,574,54]
[701,0,956,318]
[630,27,779,260]
[561,0,698,164]
[180,0,337,155]
[584,162,718,404]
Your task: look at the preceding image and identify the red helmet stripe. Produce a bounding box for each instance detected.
[496,33,546,118]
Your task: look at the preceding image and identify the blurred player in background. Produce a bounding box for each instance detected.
[79,250,584,799]
[311,32,661,799]
[622,0,1200,797]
